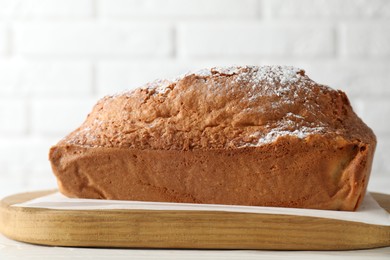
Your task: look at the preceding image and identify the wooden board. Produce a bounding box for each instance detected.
[0,190,389,250]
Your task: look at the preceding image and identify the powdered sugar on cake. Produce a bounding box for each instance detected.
[76,65,339,149]
[234,65,303,84]
[245,126,326,147]
[113,65,306,97]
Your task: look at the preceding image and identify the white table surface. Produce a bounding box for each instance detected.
[1,182,390,259]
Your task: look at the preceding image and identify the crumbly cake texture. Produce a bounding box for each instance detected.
[49,65,376,211]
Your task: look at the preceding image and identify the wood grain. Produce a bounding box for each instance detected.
[1,190,389,250]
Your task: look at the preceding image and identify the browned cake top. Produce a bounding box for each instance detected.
[61,65,375,150]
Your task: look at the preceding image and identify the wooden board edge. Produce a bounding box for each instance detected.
[371,192,390,213]
[1,190,390,250]
[1,190,57,207]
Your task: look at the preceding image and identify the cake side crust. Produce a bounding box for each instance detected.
[50,135,374,211]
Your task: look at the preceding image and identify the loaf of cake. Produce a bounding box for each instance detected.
[49,66,376,211]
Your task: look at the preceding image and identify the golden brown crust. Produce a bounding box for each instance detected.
[49,66,376,211]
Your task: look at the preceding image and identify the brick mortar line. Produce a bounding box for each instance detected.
[4,22,10,56]
[4,56,389,62]
[170,23,177,59]
[1,16,388,21]
[91,62,97,95]
[2,57,389,65]
[333,21,342,61]
[0,15,95,22]
[255,0,263,19]
[92,0,97,19]
[24,98,32,136]
[5,54,176,60]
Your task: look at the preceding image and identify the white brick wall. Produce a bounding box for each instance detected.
[98,0,259,18]
[354,99,390,135]
[341,23,390,58]
[0,0,389,197]
[0,60,92,96]
[0,98,26,135]
[0,137,57,195]
[0,0,93,18]
[178,22,335,58]
[31,97,96,136]
[14,22,173,57]
[264,0,390,19]
[296,61,390,97]
[97,61,199,95]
